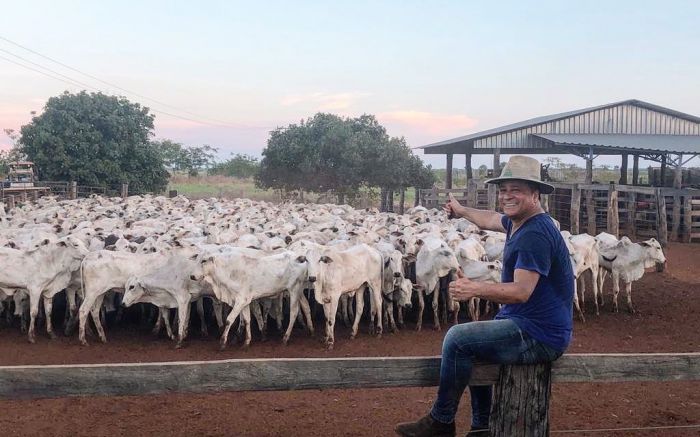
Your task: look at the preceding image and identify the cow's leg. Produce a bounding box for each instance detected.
[162,308,175,340]
[338,294,349,327]
[78,290,100,346]
[249,300,266,341]
[351,288,365,340]
[397,305,405,328]
[598,269,608,307]
[573,278,585,322]
[43,295,57,339]
[431,284,441,331]
[219,299,248,351]
[27,289,41,344]
[89,294,108,343]
[274,294,284,332]
[152,307,164,336]
[386,299,398,333]
[611,271,621,313]
[64,288,78,336]
[416,290,425,331]
[282,290,302,345]
[196,298,208,337]
[175,301,190,348]
[241,305,252,347]
[323,296,340,350]
[625,281,635,314]
[370,283,382,338]
[211,299,225,333]
[299,294,314,336]
[591,267,600,316]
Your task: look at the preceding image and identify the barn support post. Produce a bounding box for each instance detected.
[570,184,580,234]
[121,183,129,199]
[386,190,394,212]
[607,182,619,238]
[660,155,667,187]
[465,153,473,182]
[493,149,501,177]
[69,182,77,200]
[632,154,640,185]
[7,195,15,210]
[673,153,683,189]
[585,147,594,184]
[399,188,406,214]
[656,189,668,247]
[32,190,39,202]
[20,191,27,203]
[489,362,552,437]
[445,154,453,189]
[620,153,628,185]
[683,196,692,243]
[414,187,420,207]
[627,191,637,240]
[671,194,681,242]
[586,188,596,235]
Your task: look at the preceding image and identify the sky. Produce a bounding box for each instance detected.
[1,0,699,170]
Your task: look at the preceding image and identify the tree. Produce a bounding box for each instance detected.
[18,91,168,193]
[209,153,260,178]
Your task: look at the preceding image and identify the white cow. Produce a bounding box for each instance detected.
[598,238,666,313]
[0,236,88,342]
[415,236,460,331]
[191,250,311,349]
[305,244,384,349]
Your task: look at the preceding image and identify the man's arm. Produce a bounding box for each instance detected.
[449,268,539,304]
[444,193,505,232]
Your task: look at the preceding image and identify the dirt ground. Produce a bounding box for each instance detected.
[0,243,699,436]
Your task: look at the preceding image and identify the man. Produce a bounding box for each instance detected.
[395,155,574,437]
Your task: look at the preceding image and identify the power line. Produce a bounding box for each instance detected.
[0,53,88,91]
[0,47,100,92]
[0,35,273,130]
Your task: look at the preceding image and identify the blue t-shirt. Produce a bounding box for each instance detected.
[494,213,575,352]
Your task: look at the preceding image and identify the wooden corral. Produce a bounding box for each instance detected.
[421,181,700,244]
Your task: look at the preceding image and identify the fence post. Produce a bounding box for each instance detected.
[656,189,668,247]
[7,195,15,210]
[69,182,77,200]
[586,189,596,235]
[683,196,692,243]
[414,187,420,207]
[671,194,681,242]
[487,184,497,211]
[607,182,619,238]
[121,183,129,199]
[627,191,637,241]
[467,179,478,209]
[570,184,580,234]
[489,362,552,437]
[32,190,39,202]
[20,191,28,203]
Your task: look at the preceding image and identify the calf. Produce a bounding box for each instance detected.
[415,236,460,331]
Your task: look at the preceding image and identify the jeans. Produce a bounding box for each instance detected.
[430,319,562,428]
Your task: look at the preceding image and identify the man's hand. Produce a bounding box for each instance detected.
[443,192,462,218]
[449,269,480,301]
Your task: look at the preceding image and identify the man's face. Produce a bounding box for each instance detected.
[498,180,539,220]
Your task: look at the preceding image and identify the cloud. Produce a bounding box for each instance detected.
[281,92,371,111]
[377,110,478,136]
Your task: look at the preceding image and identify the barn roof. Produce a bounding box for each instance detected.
[533,134,700,155]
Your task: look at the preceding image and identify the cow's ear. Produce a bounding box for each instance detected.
[391,231,402,236]
[320,256,333,264]
[285,236,293,244]
[296,255,307,263]
[416,239,424,247]
[384,258,390,268]
[640,241,650,247]
[58,241,68,247]
[42,239,50,245]
[189,253,198,260]
[439,250,452,257]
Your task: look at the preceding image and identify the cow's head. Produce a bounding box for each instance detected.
[641,238,666,267]
[122,276,146,307]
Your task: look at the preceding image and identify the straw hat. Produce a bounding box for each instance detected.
[485,155,555,194]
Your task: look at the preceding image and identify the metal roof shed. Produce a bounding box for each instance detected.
[418,99,700,188]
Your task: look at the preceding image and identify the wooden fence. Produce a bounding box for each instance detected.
[421,181,700,244]
[1,182,130,211]
[1,353,698,436]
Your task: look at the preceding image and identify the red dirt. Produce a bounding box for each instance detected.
[0,243,699,436]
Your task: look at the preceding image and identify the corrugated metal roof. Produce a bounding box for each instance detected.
[532,134,700,154]
[418,99,700,150]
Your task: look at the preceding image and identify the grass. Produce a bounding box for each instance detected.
[167,174,420,210]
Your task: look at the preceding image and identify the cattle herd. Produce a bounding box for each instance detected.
[0,194,667,350]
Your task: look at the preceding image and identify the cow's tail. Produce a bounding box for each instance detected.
[79,258,86,300]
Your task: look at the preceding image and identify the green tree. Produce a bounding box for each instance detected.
[210,153,260,178]
[18,91,168,193]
